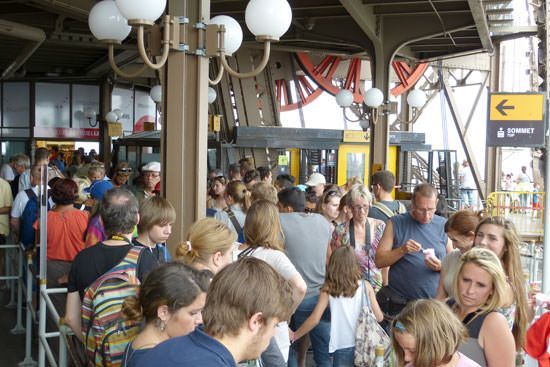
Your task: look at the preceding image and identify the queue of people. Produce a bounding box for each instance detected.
[0,147,546,367]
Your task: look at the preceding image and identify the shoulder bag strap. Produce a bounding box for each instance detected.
[365,220,372,282]
[372,201,394,219]
[349,219,355,248]
[224,207,242,234]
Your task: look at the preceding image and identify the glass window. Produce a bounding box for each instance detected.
[346,152,365,182]
[3,82,30,127]
[35,83,70,127]
[112,86,134,135]
[134,89,156,133]
[72,84,100,128]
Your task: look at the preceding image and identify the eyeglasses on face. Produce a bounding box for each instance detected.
[413,208,436,215]
[143,172,160,178]
[352,205,369,211]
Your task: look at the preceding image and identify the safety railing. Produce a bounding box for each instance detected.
[485,191,544,238]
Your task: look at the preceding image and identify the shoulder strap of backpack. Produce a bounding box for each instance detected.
[397,201,407,214]
[224,207,242,234]
[372,201,395,219]
[25,188,37,201]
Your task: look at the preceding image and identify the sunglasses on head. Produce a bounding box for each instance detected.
[117,167,132,173]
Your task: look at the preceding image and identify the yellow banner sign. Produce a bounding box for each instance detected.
[343,130,369,143]
[489,93,544,121]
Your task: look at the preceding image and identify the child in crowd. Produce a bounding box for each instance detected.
[121,262,210,367]
[133,196,176,263]
[292,246,383,366]
[392,299,481,367]
[175,217,236,275]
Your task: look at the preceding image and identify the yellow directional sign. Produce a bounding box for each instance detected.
[489,93,544,121]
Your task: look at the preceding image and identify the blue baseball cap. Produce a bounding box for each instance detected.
[89,180,114,200]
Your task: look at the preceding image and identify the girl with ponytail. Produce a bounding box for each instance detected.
[174,217,237,275]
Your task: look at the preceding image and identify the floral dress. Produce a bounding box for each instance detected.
[330,218,385,291]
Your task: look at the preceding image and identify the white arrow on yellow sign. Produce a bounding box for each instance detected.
[489,93,544,121]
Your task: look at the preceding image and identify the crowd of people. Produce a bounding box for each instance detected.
[0,150,547,367]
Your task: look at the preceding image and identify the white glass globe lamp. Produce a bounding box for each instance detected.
[407,89,426,109]
[208,87,217,104]
[245,0,292,41]
[88,0,131,43]
[150,85,162,103]
[84,107,97,120]
[363,88,384,108]
[115,0,166,26]
[335,89,353,108]
[113,108,123,119]
[210,16,243,55]
[105,111,118,123]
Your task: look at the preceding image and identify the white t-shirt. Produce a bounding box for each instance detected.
[328,281,365,352]
[459,167,475,189]
[0,164,14,181]
[11,186,52,219]
[248,246,302,362]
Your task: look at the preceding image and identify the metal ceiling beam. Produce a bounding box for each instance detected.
[364,0,463,5]
[467,0,493,53]
[28,0,91,21]
[374,9,472,16]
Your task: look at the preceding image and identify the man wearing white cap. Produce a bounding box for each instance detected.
[305,172,326,197]
[134,161,161,205]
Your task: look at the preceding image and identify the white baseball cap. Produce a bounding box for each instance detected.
[305,172,326,186]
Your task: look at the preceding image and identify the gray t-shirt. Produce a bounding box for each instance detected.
[280,212,331,298]
[389,212,448,301]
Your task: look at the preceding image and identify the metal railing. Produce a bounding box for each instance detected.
[485,191,544,238]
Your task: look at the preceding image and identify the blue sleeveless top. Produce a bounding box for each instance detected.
[388,212,448,300]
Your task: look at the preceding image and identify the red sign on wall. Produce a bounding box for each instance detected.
[34,127,100,140]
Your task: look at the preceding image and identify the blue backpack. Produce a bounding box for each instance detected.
[20,189,49,249]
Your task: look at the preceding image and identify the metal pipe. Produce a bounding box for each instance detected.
[0,19,46,79]
[10,246,24,335]
[38,334,58,367]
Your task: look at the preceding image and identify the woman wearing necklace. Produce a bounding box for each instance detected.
[121,262,210,367]
[330,184,386,290]
[450,248,515,367]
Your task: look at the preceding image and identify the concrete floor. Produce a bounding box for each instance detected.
[0,287,31,366]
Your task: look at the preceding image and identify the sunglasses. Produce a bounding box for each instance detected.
[117,167,132,173]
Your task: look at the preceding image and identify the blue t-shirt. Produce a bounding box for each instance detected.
[134,328,236,367]
[122,342,150,367]
[389,212,448,301]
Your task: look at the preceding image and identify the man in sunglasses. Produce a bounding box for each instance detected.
[111,162,132,188]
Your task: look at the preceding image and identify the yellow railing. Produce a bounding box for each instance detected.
[485,191,544,237]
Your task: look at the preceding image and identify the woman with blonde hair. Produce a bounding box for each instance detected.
[473,216,529,350]
[239,199,307,363]
[121,262,210,367]
[450,248,515,367]
[175,217,237,275]
[392,299,480,367]
[436,210,482,300]
[214,180,251,242]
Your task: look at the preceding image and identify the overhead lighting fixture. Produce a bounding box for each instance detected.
[88,0,292,83]
[336,87,426,130]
